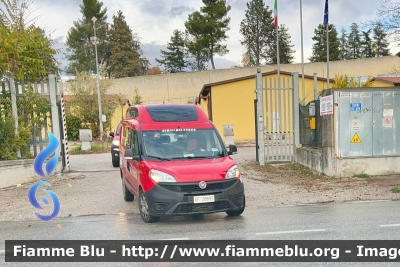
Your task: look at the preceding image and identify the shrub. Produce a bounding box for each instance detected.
[0,118,31,160]
[66,114,83,141]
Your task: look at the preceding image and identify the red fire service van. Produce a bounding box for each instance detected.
[119,104,245,223]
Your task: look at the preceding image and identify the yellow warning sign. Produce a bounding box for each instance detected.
[351,133,362,143]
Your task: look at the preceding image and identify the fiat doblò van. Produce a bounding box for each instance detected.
[119,104,245,223]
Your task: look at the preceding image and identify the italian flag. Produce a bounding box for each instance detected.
[274,0,278,27]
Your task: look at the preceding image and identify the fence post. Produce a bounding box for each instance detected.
[10,78,21,158]
[49,74,61,158]
[256,68,265,166]
[292,72,300,162]
[313,73,318,100]
[59,81,70,171]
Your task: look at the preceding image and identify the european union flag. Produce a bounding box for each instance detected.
[323,0,328,25]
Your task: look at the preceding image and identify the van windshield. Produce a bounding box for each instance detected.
[142,129,225,160]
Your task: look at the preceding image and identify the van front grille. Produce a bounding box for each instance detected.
[173,201,231,214]
[159,180,236,193]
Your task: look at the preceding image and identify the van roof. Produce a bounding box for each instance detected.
[123,104,212,130]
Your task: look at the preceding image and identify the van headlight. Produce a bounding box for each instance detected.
[112,140,120,146]
[225,165,240,179]
[149,170,177,183]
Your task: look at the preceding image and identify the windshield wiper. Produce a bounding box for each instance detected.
[171,156,215,159]
[147,155,170,161]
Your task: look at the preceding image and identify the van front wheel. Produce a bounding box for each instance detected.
[139,190,160,223]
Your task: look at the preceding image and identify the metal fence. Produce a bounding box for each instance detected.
[255,71,300,165]
[0,75,63,160]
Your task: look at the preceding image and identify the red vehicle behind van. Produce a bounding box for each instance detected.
[109,122,122,167]
[119,104,245,223]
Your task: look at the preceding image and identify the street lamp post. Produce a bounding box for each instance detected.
[90,16,104,141]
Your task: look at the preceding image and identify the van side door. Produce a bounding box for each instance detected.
[126,128,141,196]
[120,126,131,185]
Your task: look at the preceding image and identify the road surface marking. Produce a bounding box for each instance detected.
[161,238,189,240]
[348,200,390,204]
[379,224,400,227]
[256,229,326,235]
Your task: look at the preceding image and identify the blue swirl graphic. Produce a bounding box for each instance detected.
[28,181,60,221]
[33,131,59,178]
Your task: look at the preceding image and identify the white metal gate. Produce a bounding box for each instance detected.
[255,70,300,165]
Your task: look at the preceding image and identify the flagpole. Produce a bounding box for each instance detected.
[300,0,305,103]
[274,0,280,89]
[277,25,280,89]
[326,23,330,91]
[323,0,330,91]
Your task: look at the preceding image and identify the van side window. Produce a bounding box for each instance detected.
[130,129,140,155]
[122,127,130,149]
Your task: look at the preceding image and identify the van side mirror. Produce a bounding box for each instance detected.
[124,149,134,160]
[227,144,237,155]
[109,132,114,137]
[124,148,140,161]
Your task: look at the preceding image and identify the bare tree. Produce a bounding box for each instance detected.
[363,0,400,44]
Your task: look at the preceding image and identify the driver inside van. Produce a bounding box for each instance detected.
[185,132,205,152]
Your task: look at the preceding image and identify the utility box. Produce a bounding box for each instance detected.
[335,89,400,157]
[223,124,234,136]
[309,102,316,117]
[223,124,235,146]
[309,117,316,130]
[79,129,92,150]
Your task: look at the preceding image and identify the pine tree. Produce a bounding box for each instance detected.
[239,0,274,66]
[266,24,295,64]
[185,29,208,71]
[309,24,340,62]
[372,22,391,57]
[156,29,187,73]
[348,23,362,59]
[65,0,109,75]
[108,10,148,78]
[184,0,231,69]
[339,28,350,60]
[360,29,374,58]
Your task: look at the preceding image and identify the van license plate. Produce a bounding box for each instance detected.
[193,195,215,203]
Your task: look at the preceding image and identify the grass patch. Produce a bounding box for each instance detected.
[242,161,324,181]
[354,172,370,178]
[391,186,400,193]
[69,142,110,155]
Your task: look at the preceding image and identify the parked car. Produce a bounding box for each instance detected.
[119,104,245,223]
[109,122,122,167]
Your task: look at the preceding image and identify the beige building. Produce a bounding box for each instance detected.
[62,56,400,132]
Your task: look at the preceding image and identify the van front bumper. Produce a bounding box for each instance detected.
[144,179,244,217]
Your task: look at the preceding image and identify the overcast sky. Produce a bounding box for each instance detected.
[24,0,399,74]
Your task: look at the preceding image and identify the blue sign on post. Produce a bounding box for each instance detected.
[350,103,361,111]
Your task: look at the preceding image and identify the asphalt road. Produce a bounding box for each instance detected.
[1,149,399,266]
[1,200,399,267]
